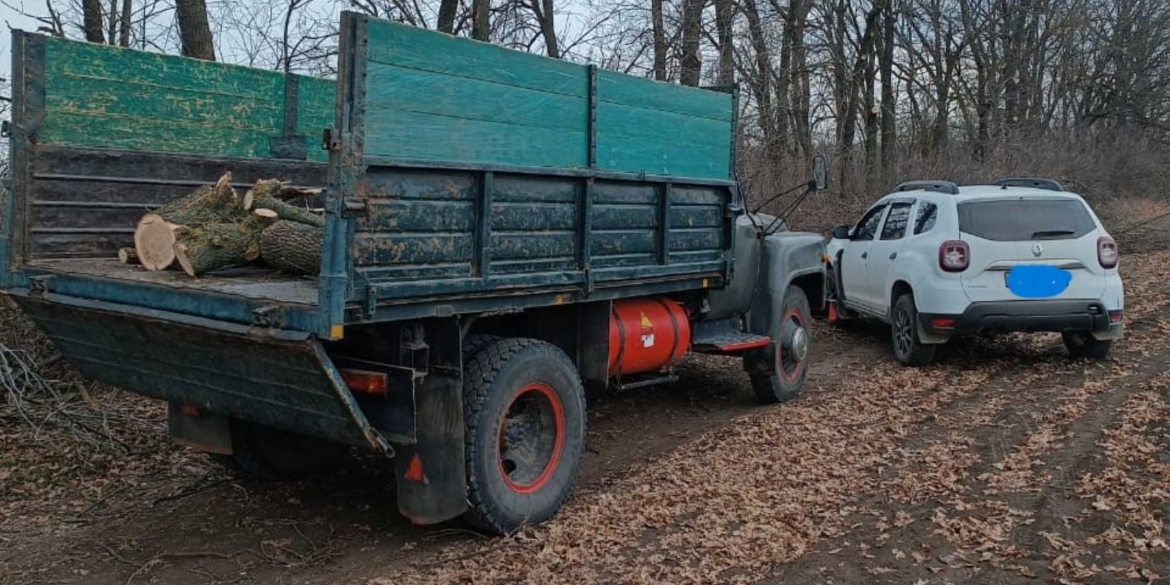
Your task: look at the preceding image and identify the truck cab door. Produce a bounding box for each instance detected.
[840,204,887,312]
[866,202,913,318]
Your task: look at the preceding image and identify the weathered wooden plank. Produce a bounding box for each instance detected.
[352,233,474,266]
[39,112,274,158]
[295,75,334,162]
[595,135,731,180]
[357,263,473,282]
[44,37,285,100]
[490,257,578,275]
[671,186,726,206]
[595,69,732,122]
[492,202,576,231]
[590,229,656,256]
[490,231,576,260]
[592,182,658,205]
[31,146,328,185]
[493,176,577,203]
[590,252,656,268]
[592,204,656,230]
[669,228,722,251]
[44,77,282,130]
[596,103,730,148]
[364,110,588,168]
[364,18,588,97]
[366,62,586,133]
[359,200,475,232]
[672,206,722,228]
[362,170,477,200]
[31,205,144,229]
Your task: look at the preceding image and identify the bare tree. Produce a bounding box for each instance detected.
[176,0,216,60]
[472,0,490,40]
[679,0,703,86]
[82,0,104,42]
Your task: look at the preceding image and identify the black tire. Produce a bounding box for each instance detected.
[749,285,812,404]
[891,293,937,366]
[213,419,346,480]
[462,338,586,534]
[463,333,501,362]
[1062,331,1112,359]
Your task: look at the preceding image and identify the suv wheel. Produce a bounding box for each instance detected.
[1062,331,1112,359]
[891,293,937,366]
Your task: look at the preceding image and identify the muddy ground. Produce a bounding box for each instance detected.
[2,232,1169,584]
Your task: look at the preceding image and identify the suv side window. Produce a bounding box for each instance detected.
[854,205,887,241]
[881,202,913,240]
[914,202,938,235]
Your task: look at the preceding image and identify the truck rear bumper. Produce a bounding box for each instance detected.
[10,290,393,451]
[920,300,1121,338]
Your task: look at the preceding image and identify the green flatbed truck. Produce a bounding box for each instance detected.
[1,12,827,532]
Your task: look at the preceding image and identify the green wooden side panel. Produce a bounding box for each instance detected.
[594,70,733,180]
[38,37,332,161]
[362,19,589,168]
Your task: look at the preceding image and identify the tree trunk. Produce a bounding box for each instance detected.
[651,0,667,80]
[242,180,325,227]
[437,0,458,33]
[792,8,813,157]
[472,0,490,41]
[880,0,896,179]
[679,0,704,86]
[260,221,324,276]
[742,0,774,144]
[118,247,139,265]
[838,0,889,188]
[133,173,242,271]
[83,0,105,43]
[864,47,878,193]
[119,0,132,46]
[174,210,279,277]
[536,0,559,58]
[176,0,216,60]
[714,0,734,86]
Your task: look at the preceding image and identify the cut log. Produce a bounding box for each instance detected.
[259,220,323,275]
[173,210,279,277]
[117,247,140,265]
[245,189,325,228]
[133,172,245,271]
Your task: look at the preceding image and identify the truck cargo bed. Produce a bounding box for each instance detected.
[28,259,317,306]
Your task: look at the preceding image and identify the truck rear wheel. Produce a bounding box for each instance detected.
[748,286,812,404]
[215,419,346,480]
[462,338,586,534]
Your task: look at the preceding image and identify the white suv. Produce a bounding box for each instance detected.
[826,178,1124,366]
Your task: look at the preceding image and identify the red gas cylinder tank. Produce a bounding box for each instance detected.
[608,298,691,377]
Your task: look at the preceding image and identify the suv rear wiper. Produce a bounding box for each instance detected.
[1031,229,1076,239]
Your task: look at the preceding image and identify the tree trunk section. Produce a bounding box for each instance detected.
[174,211,278,277]
[118,247,139,265]
[651,0,667,81]
[537,0,559,58]
[176,0,216,61]
[83,0,105,43]
[714,0,734,86]
[260,221,323,276]
[243,180,325,227]
[679,0,704,86]
[133,173,242,271]
[437,0,458,33]
[119,0,132,47]
[472,0,490,41]
[880,0,896,179]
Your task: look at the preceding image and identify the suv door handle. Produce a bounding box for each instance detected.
[861,252,868,259]
[889,252,897,260]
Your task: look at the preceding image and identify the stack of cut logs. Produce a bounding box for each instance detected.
[123,172,325,277]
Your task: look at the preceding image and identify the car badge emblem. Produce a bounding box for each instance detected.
[1031,241,1044,257]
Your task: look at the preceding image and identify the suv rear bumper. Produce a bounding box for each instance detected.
[920,300,1123,339]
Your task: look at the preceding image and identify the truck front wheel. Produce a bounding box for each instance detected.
[748,286,812,404]
[462,338,586,534]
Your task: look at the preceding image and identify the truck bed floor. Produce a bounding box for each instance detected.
[27,259,318,306]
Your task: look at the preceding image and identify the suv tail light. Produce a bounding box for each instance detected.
[939,240,969,272]
[1098,236,1119,268]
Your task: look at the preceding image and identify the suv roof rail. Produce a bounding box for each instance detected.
[893,180,960,195]
[994,177,1065,192]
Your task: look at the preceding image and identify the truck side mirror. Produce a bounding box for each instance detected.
[813,155,828,191]
[832,224,851,240]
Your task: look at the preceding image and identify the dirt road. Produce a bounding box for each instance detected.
[3,250,1168,585]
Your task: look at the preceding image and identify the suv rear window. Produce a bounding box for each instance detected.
[958,199,1095,241]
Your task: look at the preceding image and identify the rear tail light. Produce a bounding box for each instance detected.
[1109,310,1123,323]
[938,240,969,272]
[1098,236,1119,268]
[340,369,389,396]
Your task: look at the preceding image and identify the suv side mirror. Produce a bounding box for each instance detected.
[832,224,851,240]
[812,154,828,191]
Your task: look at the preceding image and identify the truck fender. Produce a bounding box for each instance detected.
[746,232,827,340]
[394,372,468,525]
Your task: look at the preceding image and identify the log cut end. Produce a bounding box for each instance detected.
[134,214,183,271]
[117,247,140,265]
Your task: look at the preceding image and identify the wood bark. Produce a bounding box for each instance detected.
[260,220,323,276]
[133,173,242,271]
[534,0,559,58]
[176,0,216,61]
[119,0,132,47]
[173,210,279,278]
[880,0,896,177]
[472,0,490,41]
[679,0,704,86]
[243,180,325,228]
[83,0,105,43]
[714,0,734,86]
[651,0,667,80]
[437,0,458,33]
[118,247,139,265]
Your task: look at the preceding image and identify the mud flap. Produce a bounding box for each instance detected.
[394,372,468,525]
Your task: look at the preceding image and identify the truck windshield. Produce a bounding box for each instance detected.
[958,199,1095,241]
